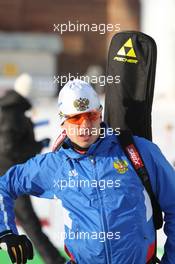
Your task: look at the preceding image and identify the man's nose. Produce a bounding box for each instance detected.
[79,116,91,127]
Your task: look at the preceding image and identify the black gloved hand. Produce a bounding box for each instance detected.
[0,231,33,264]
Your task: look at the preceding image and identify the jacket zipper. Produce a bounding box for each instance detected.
[89,155,111,264]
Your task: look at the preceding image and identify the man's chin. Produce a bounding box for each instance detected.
[76,135,98,148]
[77,140,92,148]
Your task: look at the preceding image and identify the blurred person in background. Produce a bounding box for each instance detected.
[0,73,65,264]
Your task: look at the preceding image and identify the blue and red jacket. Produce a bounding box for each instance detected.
[0,133,175,264]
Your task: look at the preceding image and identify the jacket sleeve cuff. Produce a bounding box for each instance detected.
[0,230,13,239]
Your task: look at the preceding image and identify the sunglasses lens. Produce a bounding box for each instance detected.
[67,115,82,124]
[89,112,100,120]
[67,111,100,124]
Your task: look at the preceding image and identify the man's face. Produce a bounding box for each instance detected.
[62,111,102,148]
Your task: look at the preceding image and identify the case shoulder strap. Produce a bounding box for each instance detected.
[118,130,163,230]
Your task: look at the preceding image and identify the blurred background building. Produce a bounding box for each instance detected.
[0,0,140,93]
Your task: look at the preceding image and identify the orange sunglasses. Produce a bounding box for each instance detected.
[66,111,101,125]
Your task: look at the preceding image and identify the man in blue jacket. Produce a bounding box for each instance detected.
[0,79,175,264]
